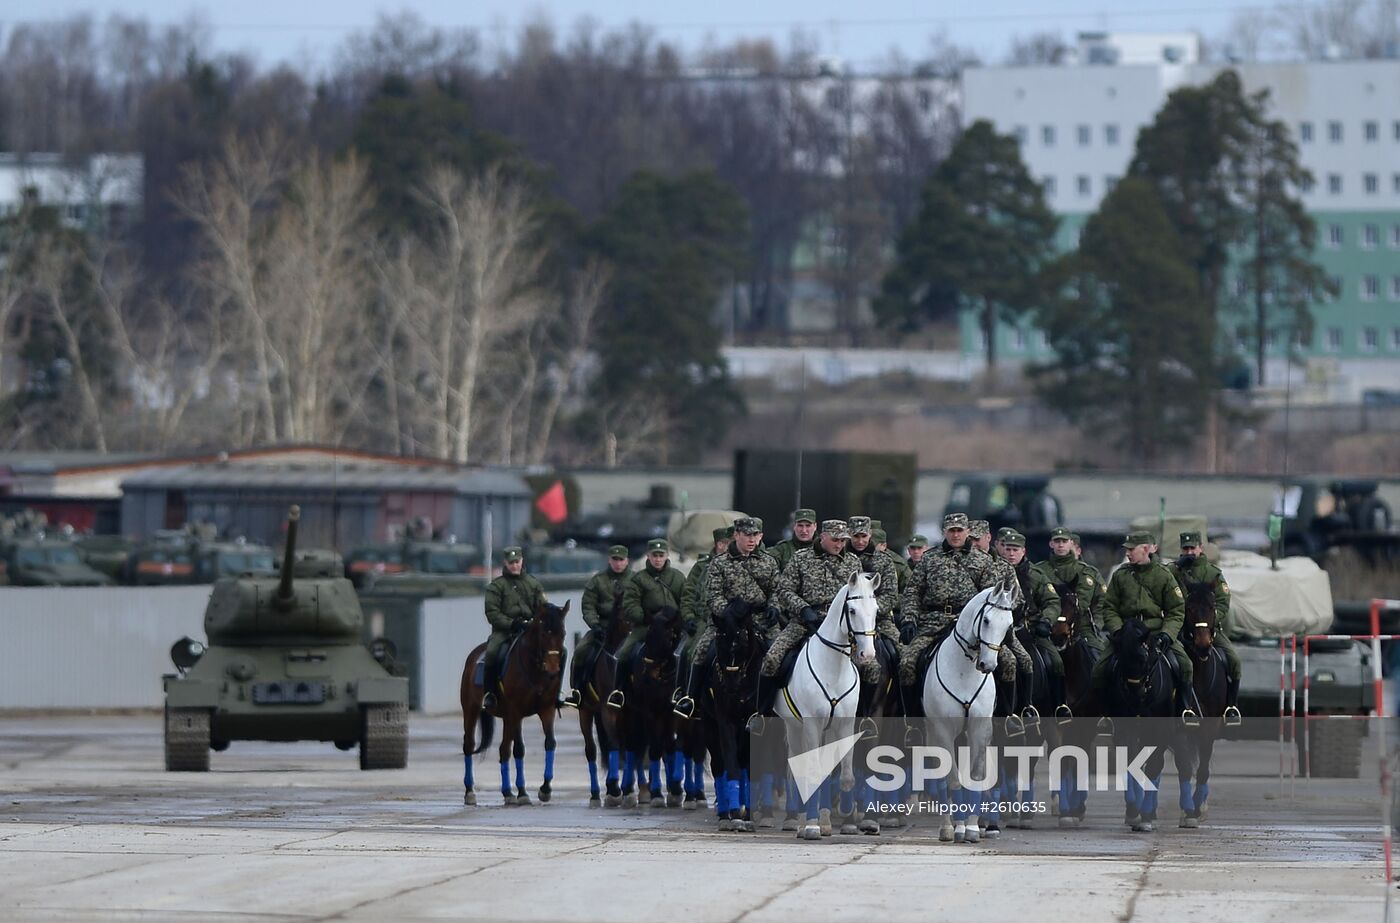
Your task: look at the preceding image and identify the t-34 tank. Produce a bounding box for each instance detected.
[163,505,409,771]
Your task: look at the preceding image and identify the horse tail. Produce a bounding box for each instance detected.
[473,710,496,755]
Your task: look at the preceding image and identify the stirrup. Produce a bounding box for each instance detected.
[1223,705,1242,727]
[562,689,582,709]
[1180,707,1200,728]
[1003,714,1025,738]
[1095,716,1114,736]
[1054,704,1073,724]
[482,691,497,711]
[673,696,695,719]
[670,687,683,705]
[606,689,626,710]
[746,713,767,735]
[1021,704,1041,730]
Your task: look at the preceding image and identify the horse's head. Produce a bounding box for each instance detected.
[1184,581,1218,656]
[527,598,569,677]
[840,571,879,665]
[642,605,683,679]
[1050,578,1080,650]
[714,597,758,690]
[1113,617,1157,694]
[963,579,1016,674]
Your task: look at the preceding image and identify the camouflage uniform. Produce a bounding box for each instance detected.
[1009,556,1062,677]
[763,525,861,676]
[690,523,781,670]
[846,519,900,683]
[898,519,1000,686]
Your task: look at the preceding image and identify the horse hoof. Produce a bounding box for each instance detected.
[953,829,966,844]
[666,794,681,808]
[718,818,734,832]
[1180,815,1199,829]
[589,796,601,808]
[738,820,756,833]
[1132,821,1154,833]
[464,791,477,806]
[682,799,698,812]
[622,794,636,808]
[965,827,981,844]
[819,809,832,837]
[884,814,903,829]
[538,789,551,804]
[758,815,776,829]
[638,789,651,805]
[859,819,880,836]
[839,823,859,836]
[1058,816,1079,829]
[983,823,999,838]
[800,825,822,841]
[1124,812,1141,827]
[515,793,532,806]
[939,825,954,842]
[781,814,800,832]
[604,794,621,808]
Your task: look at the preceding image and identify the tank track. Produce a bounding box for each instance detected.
[359,703,408,770]
[164,707,211,771]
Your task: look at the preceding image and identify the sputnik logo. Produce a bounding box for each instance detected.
[786,732,865,802]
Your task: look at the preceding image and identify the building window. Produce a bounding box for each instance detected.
[1390,276,1400,301]
[1326,327,1343,350]
[1077,124,1090,146]
[1395,120,1400,141]
[1042,125,1056,146]
[1327,275,1344,301]
[1014,125,1028,144]
[1363,327,1380,352]
[1329,120,1343,142]
[1328,173,1343,194]
[1364,224,1380,248]
[1300,121,1313,142]
[1362,275,1380,300]
[1077,175,1091,196]
[1042,176,1057,196]
[1392,328,1400,351]
[1104,175,1118,193]
[1299,174,1315,193]
[1010,327,1026,352]
[1104,124,1119,146]
[1326,224,1344,248]
[1365,173,1379,194]
[1365,120,1379,141]
[1392,224,1400,248]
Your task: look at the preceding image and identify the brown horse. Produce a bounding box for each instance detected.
[620,606,685,808]
[460,600,569,806]
[578,596,628,807]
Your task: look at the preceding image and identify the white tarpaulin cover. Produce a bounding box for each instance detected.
[1218,549,1334,637]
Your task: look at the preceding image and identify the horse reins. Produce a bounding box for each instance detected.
[788,585,878,721]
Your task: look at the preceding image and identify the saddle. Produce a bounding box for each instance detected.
[773,646,802,687]
[874,635,899,679]
[474,634,522,689]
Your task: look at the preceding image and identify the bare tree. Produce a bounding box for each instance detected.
[30,239,108,451]
[528,259,608,463]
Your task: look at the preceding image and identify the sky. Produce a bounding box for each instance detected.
[1,0,1274,71]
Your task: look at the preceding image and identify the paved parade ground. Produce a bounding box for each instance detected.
[0,714,1389,922]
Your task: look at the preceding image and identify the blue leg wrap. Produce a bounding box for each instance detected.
[464,755,474,790]
[499,761,511,796]
[588,760,599,797]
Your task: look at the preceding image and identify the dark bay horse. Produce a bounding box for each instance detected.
[1178,580,1227,828]
[1102,617,1184,833]
[1049,581,1103,828]
[622,606,685,807]
[701,598,765,832]
[460,600,569,806]
[579,597,629,807]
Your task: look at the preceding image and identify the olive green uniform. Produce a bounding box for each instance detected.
[763,546,862,676]
[1167,556,1241,681]
[1091,560,1190,692]
[1032,553,1107,656]
[484,571,547,672]
[574,568,629,688]
[619,563,687,664]
[1012,558,1063,678]
[898,543,999,686]
[680,553,713,660]
[770,537,815,575]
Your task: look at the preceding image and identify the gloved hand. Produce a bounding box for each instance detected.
[898,618,917,645]
[800,606,823,630]
[1153,631,1174,653]
[766,605,783,627]
[1034,620,1052,639]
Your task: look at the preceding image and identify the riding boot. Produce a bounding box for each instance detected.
[562,646,588,709]
[1052,673,1072,723]
[482,658,499,712]
[901,682,924,719]
[999,679,1024,738]
[1224,674,1242,727]
[754,672,781,720]
[1017,667,1040,729]
[671,653,687,705]
[608,655,630,710]
[1174,678,1200,727]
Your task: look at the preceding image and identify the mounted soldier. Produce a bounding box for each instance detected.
[845,517,900,689]
[754,519,862,716]
[563,544,631,709]
[898,513,1000,714]
[1167,530,1242,725]
[1092,531,1198,722]
[482,546,547,711]
[673,526,732,706]
[673,517,778,719]
[769,509,817,574]
[1033,527,1106,657]
[996,529,1065,724]
[970,520,994,553]
[611,539,686,710]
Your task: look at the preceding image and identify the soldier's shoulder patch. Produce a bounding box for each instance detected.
[1220,581,1230,593]
[1173,585,1184,598]
[1101,581,1108,591]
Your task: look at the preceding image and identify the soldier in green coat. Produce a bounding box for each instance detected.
[769,509,817,574]
[562,545,630,709]
[1168,531,1242,725]
[1033,527,1107,655]
[611,538,687,709]
[673,527,732,705]
[1092,531,1197,720]
[482,546,547,710]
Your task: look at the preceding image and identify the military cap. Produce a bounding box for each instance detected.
[821,519,850,539]
[733,516,763,535]
[872,529,887,544]
[968,520,990,538]
[647,538,670,553]
[608,544,628,558]
[943,512,969,530]
[1069,532,1082,544]
[502,546,524,562]
[994,526,1016,542]
[848,516,873,535]
[712,526,732,542]
[906,533,929,548]
[1122,530,1155,549]
[869,519,883,531]
[792,508,817,524]
[1179,531,1204,548]
[1001,530,1027,548]
[1049,526,1073,540]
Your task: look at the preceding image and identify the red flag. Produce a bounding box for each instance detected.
[535,480,568,524]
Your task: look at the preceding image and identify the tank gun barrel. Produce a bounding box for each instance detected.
[277,505,300,602]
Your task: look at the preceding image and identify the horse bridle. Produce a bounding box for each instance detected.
[953,596,1009,664]
[813,588,878,656]
[798,586,878,720]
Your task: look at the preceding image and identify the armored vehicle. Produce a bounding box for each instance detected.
[163,505,409,771]
[1272,478,1397,562]
[344,539,482,588]
[75,534,136,580]
[0,519,114,587]
[553,484,679,559]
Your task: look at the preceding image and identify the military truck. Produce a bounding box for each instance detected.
[344,539,483,588]
[552,484,679,559]
[0,525,114,587]
[163,505,409,771]
[733,450,916,547]
[75,534,136,580]
[1272,478,1397,563]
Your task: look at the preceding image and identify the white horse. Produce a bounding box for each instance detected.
[921,579,1017,844]
[777,572,880,841]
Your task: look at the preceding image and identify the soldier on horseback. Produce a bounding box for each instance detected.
[482,547,547,711]
[1033,526,1107,657]
[1167,530,1242,725]
[611,539,686,710]
[898,512,999,715]
[997,529,1068,722]
[672,526,732,706]
[1092,531,1198,722]
[844,517,901,690]
[769,509,817,573]
[672,517,778,719]
[562,544,631,709]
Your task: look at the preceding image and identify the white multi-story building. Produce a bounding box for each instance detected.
[963,32,1400,390]
[0,153,143,230]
